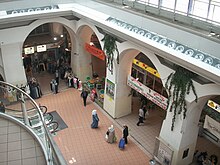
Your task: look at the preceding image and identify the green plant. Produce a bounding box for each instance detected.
[101,34,119,74]
[165,65,198,131]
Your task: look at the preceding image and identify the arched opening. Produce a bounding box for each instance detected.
[22,22,72,97]
[77,25,106,108]
[194,95,220,164]
[115,49,168,155]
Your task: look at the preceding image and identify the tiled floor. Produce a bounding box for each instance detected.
[35,88,150,165]
[33,71,220,165]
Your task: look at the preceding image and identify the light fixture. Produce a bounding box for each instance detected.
[60,34,64,38]
[122,5,131,9]
[53,37,57,41]
[209,31,215,36]
[65,48,70,51]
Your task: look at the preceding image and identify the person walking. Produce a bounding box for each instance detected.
[50,79,58,94]
[137,107,144,126]
[106,125,116,143]
[142,104,148,120]
[0,101,5,113]
[91,109,99,128]
[55,69,59,85]
[122,124,129,144]
[81,89,88,106]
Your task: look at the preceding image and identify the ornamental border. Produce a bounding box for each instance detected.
[106,17,220,70]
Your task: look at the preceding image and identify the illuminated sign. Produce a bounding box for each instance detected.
[37,45,46,52]
[133,59,160,78]
[24,47,34,55]
[7,5,59,15]
[127,75,167,110]
[207,100,220,113]
[85,43,105,61]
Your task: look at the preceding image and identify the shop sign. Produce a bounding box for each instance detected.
[24,47,34,55]
[7,5,59,15]
[37,45,46,52]
[204,115,220,139]
[127,75,168,110]
[133,59,160,78]
[85,43,105,61]
[207,100,220,113]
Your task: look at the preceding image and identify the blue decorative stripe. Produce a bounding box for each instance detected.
[106,17,220,70]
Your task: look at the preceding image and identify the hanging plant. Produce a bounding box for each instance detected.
[101,34,119,74]
[165,65,198,131]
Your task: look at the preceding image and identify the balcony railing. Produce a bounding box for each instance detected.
[0,81,67,165]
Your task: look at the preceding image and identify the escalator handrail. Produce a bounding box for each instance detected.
[0,81,67,165]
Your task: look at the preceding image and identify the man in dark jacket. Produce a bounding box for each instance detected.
[123,124,129,144]
[81,89,89,106]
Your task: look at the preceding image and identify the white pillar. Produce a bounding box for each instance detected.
[1,42,27,85]
[75,40,92,81]
[103,50,133,118]
[159,98,206,165]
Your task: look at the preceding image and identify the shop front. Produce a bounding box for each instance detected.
[83,42,106,107]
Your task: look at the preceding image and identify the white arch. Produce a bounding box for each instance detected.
[118,41,173,85]
[76,20,104,50]
[21,17,76,43]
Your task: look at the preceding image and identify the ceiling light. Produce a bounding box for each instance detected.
[53,37,57,41]
[60,34,64,38]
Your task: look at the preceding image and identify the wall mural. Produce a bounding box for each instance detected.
[106,17,220,70]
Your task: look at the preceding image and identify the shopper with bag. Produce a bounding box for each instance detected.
[122,124,129,144]
[106,125,116,143]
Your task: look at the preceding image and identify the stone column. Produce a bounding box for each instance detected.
[1,42,27,85]
[159,97,207,165]
[103,49,139,118]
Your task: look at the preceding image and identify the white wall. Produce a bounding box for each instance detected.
[1,42,27,85]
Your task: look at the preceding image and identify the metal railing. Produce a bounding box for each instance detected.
[102,0,220,35]
[0,81,67,165]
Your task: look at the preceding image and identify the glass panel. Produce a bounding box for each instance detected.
[191,0,209,19]
[212,5,220,22]
[154,77,163,94]
[131,67,137,78]
[149,0,159,7]
[137,0,159,7]
[209,1,220,22]
[175,0,189,14]
[161,0,175,10]
[146,72,154,89]
[137,71,144,83]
